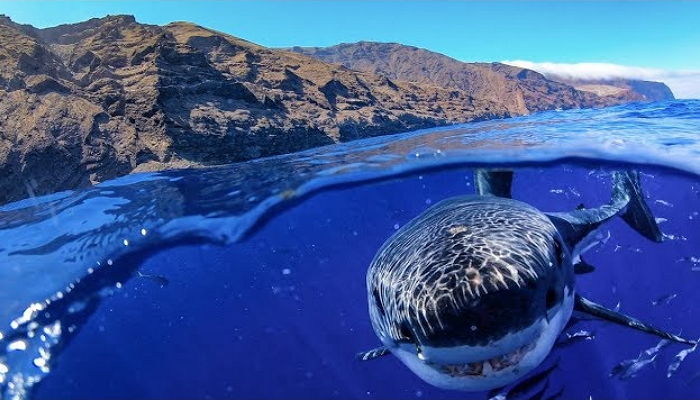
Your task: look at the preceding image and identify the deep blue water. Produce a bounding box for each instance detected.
[2,100,700,400]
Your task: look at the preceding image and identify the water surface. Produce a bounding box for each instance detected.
[2,100,700,400]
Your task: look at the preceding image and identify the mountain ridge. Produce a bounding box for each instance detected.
[0,15,673,204]
[290,41,674,108]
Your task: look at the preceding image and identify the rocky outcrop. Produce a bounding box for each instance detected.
[0,16,668,204]
[549,77,675,102]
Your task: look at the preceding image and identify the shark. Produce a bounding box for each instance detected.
[357,170,694,391]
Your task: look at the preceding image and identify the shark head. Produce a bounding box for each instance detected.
[367,197,575,391]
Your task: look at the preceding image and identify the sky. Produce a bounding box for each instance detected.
[1,0,699,97]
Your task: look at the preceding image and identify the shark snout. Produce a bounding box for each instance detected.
[389,287,574,391]
[416,321,544,365]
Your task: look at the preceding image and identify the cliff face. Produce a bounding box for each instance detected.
[627,80,675,101]
[290,42,625,114]
[0,15,512,204]
[0,16,668,205]
[291,42,675,108]
[552,78,675,102]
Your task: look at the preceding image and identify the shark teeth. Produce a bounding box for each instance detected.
[441,361,484,376]
[437,342,536,377]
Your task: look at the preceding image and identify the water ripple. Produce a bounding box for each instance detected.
[1,100,700,399]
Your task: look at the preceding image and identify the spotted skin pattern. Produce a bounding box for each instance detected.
[368,195,571,348]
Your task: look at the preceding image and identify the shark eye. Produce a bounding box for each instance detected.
[546,287,560,310]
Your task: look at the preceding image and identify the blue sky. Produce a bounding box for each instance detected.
[2,1,700,97]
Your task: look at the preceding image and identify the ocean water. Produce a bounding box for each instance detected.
[1,100,700,400]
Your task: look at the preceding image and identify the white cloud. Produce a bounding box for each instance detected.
[502,60,700,99]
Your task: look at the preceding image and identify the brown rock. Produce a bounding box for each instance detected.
[289,42,622,114]
[0,16,672,205]
[548,77,674,102]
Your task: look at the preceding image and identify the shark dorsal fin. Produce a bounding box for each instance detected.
[475,170,513,198]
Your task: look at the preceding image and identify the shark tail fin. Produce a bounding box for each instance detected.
[612,171,663,242]
[475,169,513,198]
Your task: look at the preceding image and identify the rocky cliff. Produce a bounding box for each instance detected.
[0,15,511,204]
[291,42,674,108]
[0,16,667,204]
[290,42,615,115]
[549,77,675,102]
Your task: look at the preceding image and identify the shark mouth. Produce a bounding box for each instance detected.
[434,342,537,377]
[385,289,575,391]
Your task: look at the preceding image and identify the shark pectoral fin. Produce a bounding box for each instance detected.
[356,346,391,361]
[475,170,513,198]
[575,294,696,346]
[574,257,596,274]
